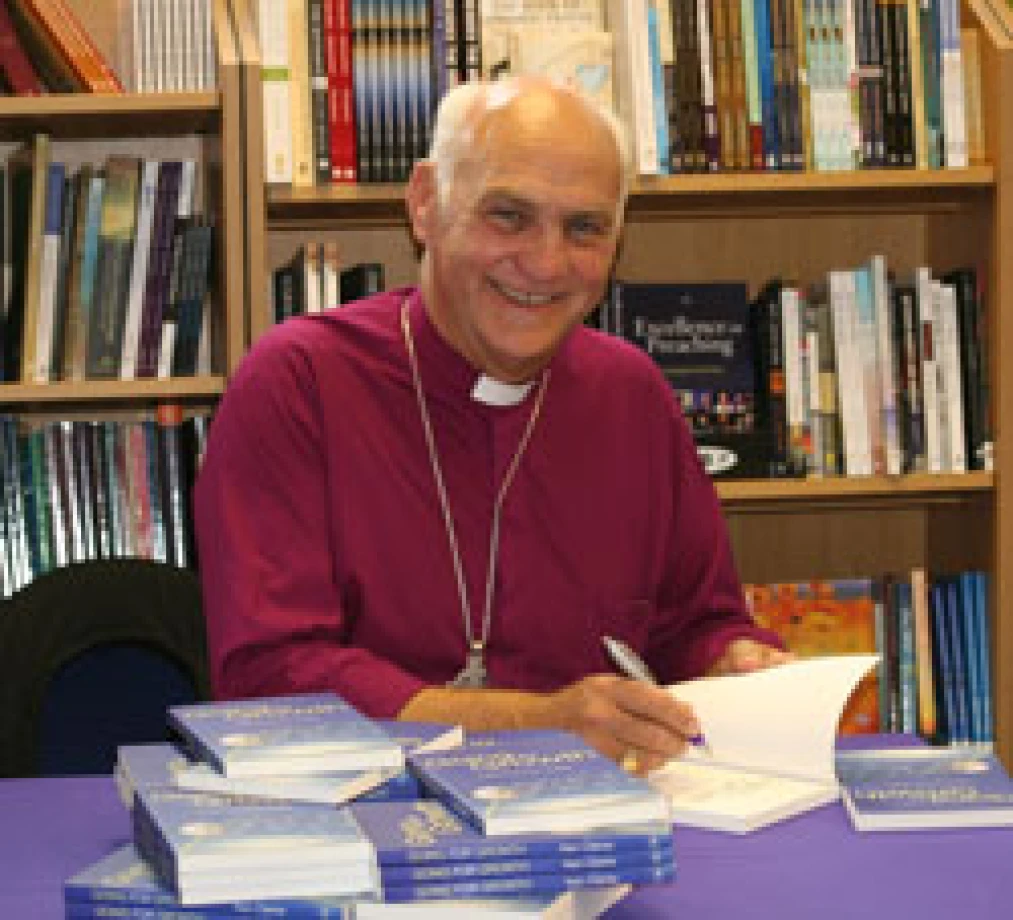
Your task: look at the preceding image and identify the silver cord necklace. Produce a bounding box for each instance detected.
[400,300,550,688]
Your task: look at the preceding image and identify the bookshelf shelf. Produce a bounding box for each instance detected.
[0,376,227,406]
[0,94,222,141]
[265,167,996,226]
[718,472,993,507]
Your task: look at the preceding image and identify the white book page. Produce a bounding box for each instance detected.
[663,654,879,782]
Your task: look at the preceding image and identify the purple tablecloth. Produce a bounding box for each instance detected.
[1,773,1010,919]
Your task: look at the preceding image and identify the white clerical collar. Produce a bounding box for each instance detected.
[471,374,535,406]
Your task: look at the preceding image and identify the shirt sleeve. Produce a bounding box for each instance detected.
[644,392,783,684]
[194,332,428,717]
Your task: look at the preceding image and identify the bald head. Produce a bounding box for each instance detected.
[428,78,633,220]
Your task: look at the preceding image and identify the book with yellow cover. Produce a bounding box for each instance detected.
[745,579,880,734]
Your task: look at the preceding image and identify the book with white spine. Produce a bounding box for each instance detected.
[916,268,943,472]
[870,255,902,475]
[937,282,966,472]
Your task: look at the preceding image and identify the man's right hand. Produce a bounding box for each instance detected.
[400,674,702,776]
[546,674,702,775]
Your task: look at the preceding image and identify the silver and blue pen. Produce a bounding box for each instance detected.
[602,635,710,752]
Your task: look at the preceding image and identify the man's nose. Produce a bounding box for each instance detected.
[520,226,568,280]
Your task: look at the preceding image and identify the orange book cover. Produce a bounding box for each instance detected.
[21,0,123,93]
[746,579,880,734]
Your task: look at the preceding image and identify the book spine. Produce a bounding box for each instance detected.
[86,157,141,380]
[308,0,333,184]
[33,162,66,383]
[0,0,45,94]
[119,159,160,380]
[938,0,966,167]
[29,0,124,92]
[259,0,295,184]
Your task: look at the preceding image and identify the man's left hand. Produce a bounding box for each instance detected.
[708,638,794,676]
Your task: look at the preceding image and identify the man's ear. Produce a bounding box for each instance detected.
[406,160,438,246]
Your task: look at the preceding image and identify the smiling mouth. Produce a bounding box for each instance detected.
[489,278,560,306]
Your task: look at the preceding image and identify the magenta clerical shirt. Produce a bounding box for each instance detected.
[195,288,777,716]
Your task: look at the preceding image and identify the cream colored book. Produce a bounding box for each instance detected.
[649,654,878,833]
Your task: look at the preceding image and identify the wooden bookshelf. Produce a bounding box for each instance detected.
[229,0,1013,767]
[0,376,226,405]
[0,0,247,395]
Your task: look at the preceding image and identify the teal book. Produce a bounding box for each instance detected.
[836,746,1013,831]
[167,692,404,777]
[408,729,672,835]
[132,788,380,905]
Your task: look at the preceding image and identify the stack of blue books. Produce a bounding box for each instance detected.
[350,799,674,903]
[65,693,677,918]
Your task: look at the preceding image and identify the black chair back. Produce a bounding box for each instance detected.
[0,560,210,777]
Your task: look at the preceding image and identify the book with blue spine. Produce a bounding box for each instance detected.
[350,798,675,869]
[167,692,405,777]
[408,729,672,835]
[63,843,353,917]
[379,863,673,902]
[836,746,1013,830]
[132,788,380,905]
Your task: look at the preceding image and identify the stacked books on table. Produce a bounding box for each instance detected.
[65,692,676,918]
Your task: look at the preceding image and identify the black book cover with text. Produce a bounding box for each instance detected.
[612,280,770,478]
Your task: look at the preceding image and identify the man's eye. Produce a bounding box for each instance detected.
[567,218,609,240]
[488,207,525,230]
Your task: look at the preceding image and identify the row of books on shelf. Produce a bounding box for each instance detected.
[600,259,990,479]
[258,0,984,187]
[0,0,217,95]
[746,569,993,746]
[0,139,216,383]
[273,247,385,321]
[120,0,219,93]
[0,408,209,598]
[0,0,122,94]
[68,693,674,915]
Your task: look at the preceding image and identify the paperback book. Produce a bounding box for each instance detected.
[116,723,462,806]
[166,692,404,777]
[63,843,353,916]
[605,280,769,478]
[648,655,879,832]
[132,788,380,905]
[350,798,674,898]
[836,746,1013,831]
[408,730,672,835]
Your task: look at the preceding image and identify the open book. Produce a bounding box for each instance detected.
[647,655,879,833]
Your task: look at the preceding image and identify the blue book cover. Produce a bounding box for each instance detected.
[117,741,418,807]
[167,693,404,777]
[350,799,675,870]
[958,571,985,743]
[944,577,973,744]
[973,572,993,743]
[117,723,460,806]
[133,788,379,905]
[380,862,674,903]
[407,729,671,835]
[930,580,960,744]
[64,843,352,917]
[836,747,1013,830]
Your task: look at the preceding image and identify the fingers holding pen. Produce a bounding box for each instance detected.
[549,674,702,774]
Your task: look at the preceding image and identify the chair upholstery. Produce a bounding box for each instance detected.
[0,559,210,777]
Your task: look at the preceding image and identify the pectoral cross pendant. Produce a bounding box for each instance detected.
[450,643,487,688]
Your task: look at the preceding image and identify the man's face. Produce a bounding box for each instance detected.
[408,93,623,383]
